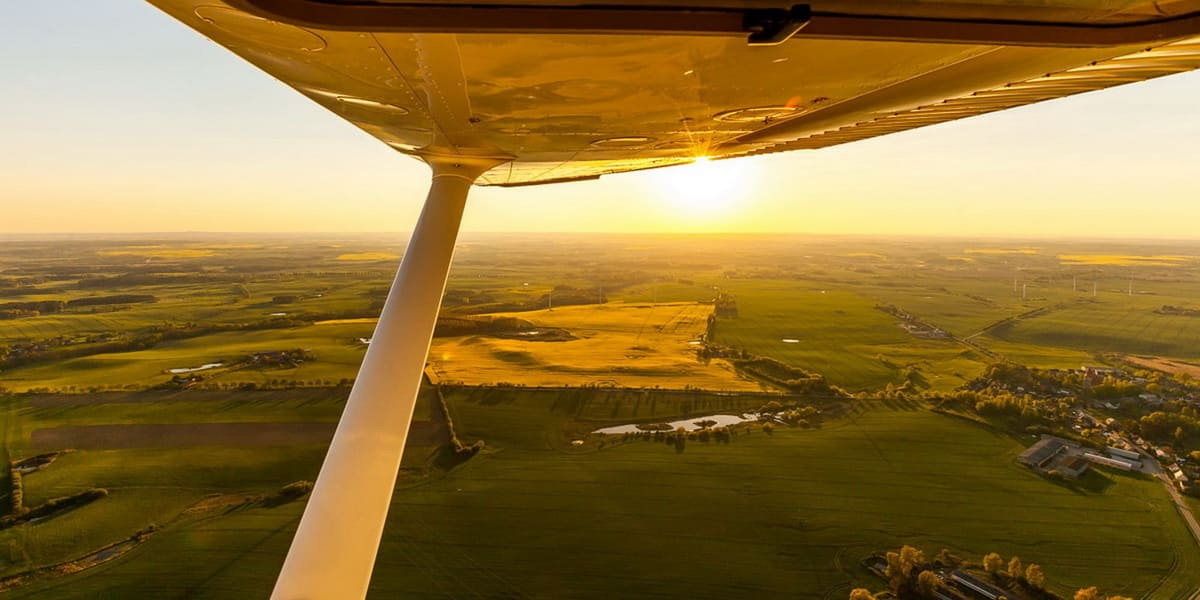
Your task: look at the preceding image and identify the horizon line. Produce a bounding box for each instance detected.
[3,231,1200,243]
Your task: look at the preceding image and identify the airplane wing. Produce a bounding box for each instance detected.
[135,2,1200,598]
[149,1,1200,186]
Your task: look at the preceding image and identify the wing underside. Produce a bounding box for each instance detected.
[147,1,1200,185]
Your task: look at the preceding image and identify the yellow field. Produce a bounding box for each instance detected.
[314,318,378,325]
[428,302,767,391]
[1124,355,1200,378]
[1057,254,1194,266]
[335,252,400,261]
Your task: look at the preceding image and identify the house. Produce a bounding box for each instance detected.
[1082,365,1120,385]
[1138,393,1163,406]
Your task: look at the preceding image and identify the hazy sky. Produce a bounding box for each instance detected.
[2,2,1198,237]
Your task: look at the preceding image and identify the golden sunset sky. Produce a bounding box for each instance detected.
[1,2,1198,237]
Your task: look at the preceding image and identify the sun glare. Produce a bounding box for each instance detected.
[650,157,751,216]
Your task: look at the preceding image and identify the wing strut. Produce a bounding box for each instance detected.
[272,154,507,600]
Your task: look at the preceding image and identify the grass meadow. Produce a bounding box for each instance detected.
[5,390,1196,598]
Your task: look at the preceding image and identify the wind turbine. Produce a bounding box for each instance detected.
[129,2,1200,598]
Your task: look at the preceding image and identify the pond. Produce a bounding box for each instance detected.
[168,363,223,374]
[592,412,765,435]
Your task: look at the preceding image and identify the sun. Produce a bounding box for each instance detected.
[650,157,752,216]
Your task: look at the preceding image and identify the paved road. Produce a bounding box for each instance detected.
[1156,468,1200,548]
[1092,421,1200,550]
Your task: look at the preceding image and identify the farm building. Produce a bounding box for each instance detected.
[1056,455,1091,479]
[1018,436,1077,470]
[1084,452,1139,471]
[1107,447,1142,461]
[950,570,1011,600]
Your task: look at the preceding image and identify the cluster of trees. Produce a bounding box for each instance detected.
[928,389,1072,429]
[980,551,1047,590]
[455,285,609,314]
[966,363,1084,397]
[714,293,738,318]
[1088,376,1146,401]
[1138,410,1199,445]
[855,546,1053,600]
[65,294,157,308]
[607,423,750,452]
[757,400,821,427]
[965,362,1181,402]
[882,545,936,596]
[0,488,108,530]
[1072,588,1132,600]
[436,315,527,336]
[433,386,486,459]
[1156,305,1200,317]
[259,481,314,507]
[8,467,23,515]
[0,300,70,320]
[731,356,847,396]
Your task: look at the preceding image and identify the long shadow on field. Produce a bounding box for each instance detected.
[1042,469,1117,495]
[879,397,922,411]
[181,511,300,597]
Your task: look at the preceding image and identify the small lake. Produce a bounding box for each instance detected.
[592,412,765,435]
[168,363,223,374]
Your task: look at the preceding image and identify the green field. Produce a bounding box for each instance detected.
[711,280,990,391]
[5,390,1196,598]
[2,325,375,392]
[4,235,1200,598]
[990,299,1200,360]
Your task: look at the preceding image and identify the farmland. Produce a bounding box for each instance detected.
[428,302,763,391]
[2,233,1200,598]
[4,391,1197,599]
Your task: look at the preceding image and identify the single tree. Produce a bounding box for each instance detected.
[917,570,939,596]
[934,548,961,568]
[1007,556,1024,580]
[1075,587,1101,600]
[1026,564,1046,589]
[885,552,902,578]
[900,545,926,572]
[848,589,876,600]
[983,552,1005,574]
